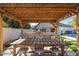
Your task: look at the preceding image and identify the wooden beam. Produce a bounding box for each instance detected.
[0,3,77,8]
[8,10,71,13]
[55,21,60,34]
[4,7,73,17]
[22,20,57,23]
[3,8,67,17]
[4,7,74,12]
[19,20,28,36]
[51,20,59,35]
[0,4,77,23]
[0,8,62,22]
[0,13,3,53]
[76,13,79,50]
[14,14,64,19]
[19,18,58,22]
[12,13,64,17]
[59,9,78,21]
[20,17,58,19]
[0,8,20,21]
[19,20,24,35]
[19,20,28,27]
[19,20,56,23]
[51,21,57,29]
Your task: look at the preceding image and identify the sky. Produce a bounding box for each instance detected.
[30,23,38,27]
[60,16,76,26]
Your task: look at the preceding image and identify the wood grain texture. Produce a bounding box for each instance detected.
[0,3,78,24]
[0,13,3,53]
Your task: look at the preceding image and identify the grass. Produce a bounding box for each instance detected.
[59,35,77,51]
[68,45,76,51]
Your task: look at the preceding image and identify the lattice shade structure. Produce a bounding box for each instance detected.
[0,3,79,25]
[0,3,79,54]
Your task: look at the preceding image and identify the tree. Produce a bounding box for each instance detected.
[23,23,31,29]
[3,16,9,22]
[3,16,10,28]
[3,16,21,28]
[7,19,21,28]
[12,20,21,28]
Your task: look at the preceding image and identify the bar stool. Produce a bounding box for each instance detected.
[50,47,60,56]
[18,47,28,56]
[33,46,44,56]
[34,48,44,56]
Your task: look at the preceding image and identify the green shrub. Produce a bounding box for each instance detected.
[23,23,31,29]
[3,16,9,22]
[3,21,9,28]
[68,45,77,51]
[12,20,21,28]
[67,41,76,45]
[59,36,65,41]
[60,36,77,51]
[64,31,70,34]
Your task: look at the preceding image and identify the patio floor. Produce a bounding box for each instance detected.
[1,45,77,56]
[3,45,53,56]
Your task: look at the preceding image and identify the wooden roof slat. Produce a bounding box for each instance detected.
[4,7,75,11]
[3,7,75,15]
[20,18,58,20]
[0,3,77,8]
[0,3,78,24]
[20,19,58,23]
[14,13,65,18]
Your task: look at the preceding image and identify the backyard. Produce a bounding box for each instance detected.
[60,35,77,51]
[0,3,79,56]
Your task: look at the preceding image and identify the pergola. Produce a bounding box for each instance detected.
[0,3,79,54]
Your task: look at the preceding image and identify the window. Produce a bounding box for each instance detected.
[51,28,55,32]
[40,28,46,32]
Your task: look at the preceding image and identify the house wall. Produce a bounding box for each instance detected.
[57,26,75,35]
[33,28,51,32]
[3,28,32,44]
[46,28,51,32]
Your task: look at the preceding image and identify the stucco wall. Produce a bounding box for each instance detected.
[3,28,32,44]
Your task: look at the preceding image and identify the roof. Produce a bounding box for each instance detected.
[33,22,73,29]
[59,23,73,27]
[33,23,54,28]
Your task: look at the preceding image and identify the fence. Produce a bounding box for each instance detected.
[3,28,32,44]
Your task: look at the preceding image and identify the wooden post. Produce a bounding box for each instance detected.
[19,20,27,38]
[55,21,59,35]
[13,45,17,56]
[19,20,24,35]
[51,21,59,34]
[61,45,64,56]
[0,13,3,54]
[76,13,79,49]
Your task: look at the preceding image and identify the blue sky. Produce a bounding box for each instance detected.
[60,16,75,25]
